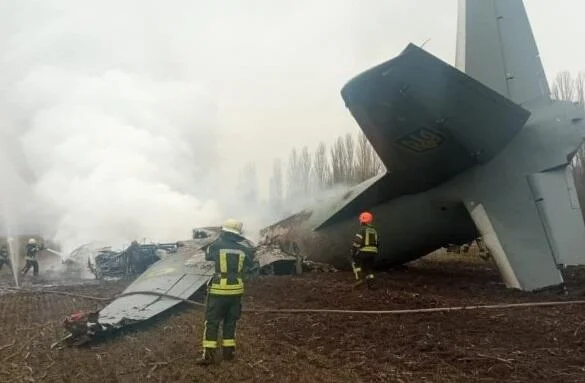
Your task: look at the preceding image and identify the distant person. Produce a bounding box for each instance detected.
[124,240,141,274]
[350,211,379,290]
[21,238,41,276]
[0,245,11,272]
[196,218,256,366]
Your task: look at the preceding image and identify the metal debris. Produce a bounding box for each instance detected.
[86,241,182,279]
[61,226,338,345]
[254,244,298,275]
[61,236,218,346]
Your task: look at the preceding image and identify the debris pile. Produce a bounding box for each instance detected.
[254,244,298,275]
[302,260,338,273]
[256,215,338,274]
[57,224,337,347]
[88,241,183,279]
[61,311,102,347]
[445,239,491,260]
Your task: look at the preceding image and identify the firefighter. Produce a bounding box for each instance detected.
[350,211,379,289]
[196,218,256,366]
[0,245,11,272]
[21,238,41,276]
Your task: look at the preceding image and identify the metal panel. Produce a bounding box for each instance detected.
[464,192,564,291]
[255,246,296,268]
[529,168,585,266]
[455,0,550,105]
[98,238,216,327]
[467,202,521,289]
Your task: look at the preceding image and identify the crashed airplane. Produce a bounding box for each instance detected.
[261,0,585,292]
[61,0,585,345]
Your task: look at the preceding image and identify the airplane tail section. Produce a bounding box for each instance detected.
[456,0,550,106]
[314,44,530,229]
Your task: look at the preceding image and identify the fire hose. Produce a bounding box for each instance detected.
[3,287,585,315]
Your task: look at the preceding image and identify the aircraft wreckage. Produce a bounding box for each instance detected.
[61,228,333,345]
[68,241,183,279]
[60,0,585,346]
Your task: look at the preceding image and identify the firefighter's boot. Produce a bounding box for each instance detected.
[366,275,376,290]
[196,348,216,366]
[223,347,235,361]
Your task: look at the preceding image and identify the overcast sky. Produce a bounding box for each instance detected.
[0,0,583,247]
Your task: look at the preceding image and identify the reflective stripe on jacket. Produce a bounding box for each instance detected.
[352,224,379,254]
[206,231,255,296]
[25,244,39,261]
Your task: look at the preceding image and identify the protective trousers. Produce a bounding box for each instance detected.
[353,251,376,282]
[202,294,242,353]
[0,258,11,271]
[22,260,39,276]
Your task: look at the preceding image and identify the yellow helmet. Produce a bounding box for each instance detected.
[221,218,243,235]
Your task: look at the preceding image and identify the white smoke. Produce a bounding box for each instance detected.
[10,68,220,252]
[0,1,224,254]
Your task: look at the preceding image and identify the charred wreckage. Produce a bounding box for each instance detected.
[85,241,183,279]
[60,227,335,347]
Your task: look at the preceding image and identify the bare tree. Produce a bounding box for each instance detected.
[353,132,385,183]
[355,132,374,182]
[373,149,384,175]
[552,71,575,102]
[299,146,312,194]
[576,72,585,109]
[330,136,347,185]
[287,148,303,200]
[343,133,355,184]
[312,142,331,190]
[269,159,283,212]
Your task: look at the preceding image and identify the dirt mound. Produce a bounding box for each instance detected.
[1,254,585,382]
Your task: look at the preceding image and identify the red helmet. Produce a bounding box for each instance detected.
[359,211,373,224]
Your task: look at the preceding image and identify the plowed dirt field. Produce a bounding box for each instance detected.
[1,252,585,382]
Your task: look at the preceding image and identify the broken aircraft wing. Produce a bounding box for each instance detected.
[97,237,217,328]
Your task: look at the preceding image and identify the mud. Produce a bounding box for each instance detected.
[1,251,585,382]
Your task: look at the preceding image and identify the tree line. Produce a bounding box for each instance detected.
[551,71,585,108]
[268,131,384,213]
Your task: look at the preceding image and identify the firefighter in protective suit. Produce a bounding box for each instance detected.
[351,212,379,289]
[0,245,11,272]
[21,238,41,276]
[196,218,256,366]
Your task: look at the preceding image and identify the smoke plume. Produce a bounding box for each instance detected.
[0,1,225,253]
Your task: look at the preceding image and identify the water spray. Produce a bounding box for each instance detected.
[45,248,65,261]
[6,236,20,288]
[2,196,21,288]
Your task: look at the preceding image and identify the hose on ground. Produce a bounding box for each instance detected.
[0,287,111,302]
[3,287,585,315]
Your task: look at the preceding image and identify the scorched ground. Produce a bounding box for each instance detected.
[1,251,585,382]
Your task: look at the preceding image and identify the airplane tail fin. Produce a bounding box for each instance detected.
[455,0,550,106]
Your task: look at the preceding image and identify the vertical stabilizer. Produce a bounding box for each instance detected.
[456,0,550,106]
